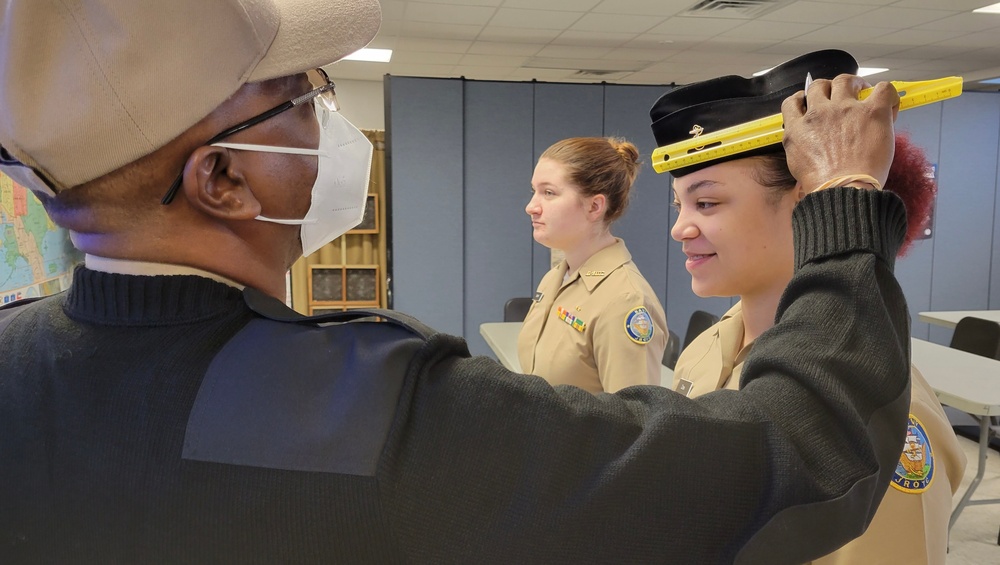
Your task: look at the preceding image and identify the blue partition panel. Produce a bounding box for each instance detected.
[603,84,673,317]
[894,104,943,341]
[387,77,465,335]
[990,95,1000,311]
[929,93,1000,344]
[463,81,535,357]
[530,83,606,286]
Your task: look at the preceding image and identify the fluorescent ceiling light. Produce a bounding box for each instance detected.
[858,67,888,77]
[981,77,1000,84]
[342,48,392,63]
[753,66,889,78]
[973,2,1000,14]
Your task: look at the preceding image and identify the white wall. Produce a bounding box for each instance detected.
[335,78,385,131]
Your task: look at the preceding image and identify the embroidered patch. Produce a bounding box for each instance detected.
[624,307,654,345]
[557,306,586,332]
[891,414,935,494]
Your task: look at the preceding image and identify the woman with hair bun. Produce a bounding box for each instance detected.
[517,136,668,393]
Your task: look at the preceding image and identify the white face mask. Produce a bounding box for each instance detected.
[213,101,374,257]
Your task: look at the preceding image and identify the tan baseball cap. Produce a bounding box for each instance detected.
[0,0,381,195]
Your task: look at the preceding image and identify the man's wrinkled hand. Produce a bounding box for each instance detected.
[782,74,900,192]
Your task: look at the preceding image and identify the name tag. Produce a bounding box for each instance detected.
[676,378,694,397]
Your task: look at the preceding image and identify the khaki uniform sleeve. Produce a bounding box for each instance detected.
[592,292,667,392]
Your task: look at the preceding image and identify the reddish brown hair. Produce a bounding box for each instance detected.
[883,133,937,256]
[753,133,935,256]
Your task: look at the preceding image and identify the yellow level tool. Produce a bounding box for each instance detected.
[651,76,964,174]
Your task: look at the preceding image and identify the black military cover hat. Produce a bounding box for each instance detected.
[649,49,858,177]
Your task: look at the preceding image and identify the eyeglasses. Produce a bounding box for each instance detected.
[160,68,339,205]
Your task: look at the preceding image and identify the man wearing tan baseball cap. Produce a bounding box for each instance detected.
[0,2,914,563]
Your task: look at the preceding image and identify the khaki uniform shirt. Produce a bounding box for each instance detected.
[517,239,667,394]
[674,302,967,564]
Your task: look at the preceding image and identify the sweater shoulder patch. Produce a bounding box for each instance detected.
[183,317,424,476]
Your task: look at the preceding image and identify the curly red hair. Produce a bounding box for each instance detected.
[883,133,936,256]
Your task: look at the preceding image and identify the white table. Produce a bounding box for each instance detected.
[918,310,1000,329]
[911,337,1000,530]
[479,322,674,388]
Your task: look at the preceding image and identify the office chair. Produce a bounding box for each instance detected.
[683,310,720,350]
[949,316,1000,360]
[503,297,533,323]
[662,329,681,371]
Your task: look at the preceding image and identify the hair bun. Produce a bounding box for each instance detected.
[609,138,640,165]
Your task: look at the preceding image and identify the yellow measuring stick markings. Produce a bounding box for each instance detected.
[651,76,964,174]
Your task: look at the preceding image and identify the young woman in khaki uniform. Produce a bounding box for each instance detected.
[517,137,667,394]
[660,50,966,564]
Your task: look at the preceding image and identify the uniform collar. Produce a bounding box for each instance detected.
[714,302,749,387]
[85,254,245,289]
[569,238,632,292]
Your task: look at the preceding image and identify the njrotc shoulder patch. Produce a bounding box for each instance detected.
[891,414,935,494]
[624,307,655,345]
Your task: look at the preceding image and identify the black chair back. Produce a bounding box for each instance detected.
[662,329,681,370]
[683,310,720,350]
[950,316,1000,359]
[504,297,533,323]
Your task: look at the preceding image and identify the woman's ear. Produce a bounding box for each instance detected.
[587,193,607,221]
[181,146,262,220]
[795,182,807,202]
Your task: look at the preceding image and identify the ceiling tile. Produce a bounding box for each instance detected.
[405,2,497,25]
[724,20,825,40]
[506,67,577,81]
[392,51,465,65]
[603,47,679,62]
[394,38,473,53]
[792,24,899,43]
[459,53,532,67]
[380,0,407,21]
[536,44,615,59]
[935,29,1000,49]
[838,7,954,28]
[502,0,601,9]
[866,28,968,46]
[477,26,564,43]
[401,21,484,40]
[647,16,746,36]
[551,31,637,47]
[467,41,545,56]
[488,8,584,29]
[570,13,666,33]
[758,1,874,24]
[808,0,897,5]
[592,0,688,17]
[891,0,994,9]
[915,12,1000,33]
[412,0,503,4]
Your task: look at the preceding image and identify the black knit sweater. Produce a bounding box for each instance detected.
[0,188,910,564]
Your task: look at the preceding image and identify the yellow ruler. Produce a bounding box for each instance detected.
[651,76,964,174]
